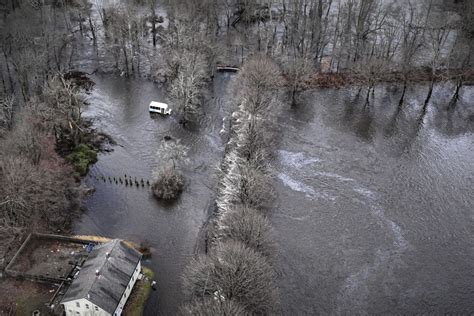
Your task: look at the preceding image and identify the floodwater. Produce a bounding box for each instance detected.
[75,71,473,314]
[74,73,234,314]
[273,83,474,314]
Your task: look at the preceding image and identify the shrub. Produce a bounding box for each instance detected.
[218,205,274,256]
[180,298,248,316]
[236,163,275,211]
[182,241,277,314]
[152,166,185,200]
[67,144,98,176]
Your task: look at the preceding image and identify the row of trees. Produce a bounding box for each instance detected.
[181,55,282,314]
[180,0,472,107]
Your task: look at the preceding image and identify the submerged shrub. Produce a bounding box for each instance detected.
[182,241,277,314]
[218,205,274,256]
[67,144,98,176]
[152,166,185,200]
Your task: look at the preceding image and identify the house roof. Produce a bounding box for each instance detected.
[61,239,142,314]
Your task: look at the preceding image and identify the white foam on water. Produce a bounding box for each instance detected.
[278,173,316,197]
[278,150,320,168]
[278,173,336,201]
[314,171,356,183]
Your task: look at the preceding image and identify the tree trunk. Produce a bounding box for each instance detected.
[0,63,6,95]
[423,79,434,109]
[448,78,462,110]
[88,15,96,43]
[151,7,157,47]
[3,50,14,94]
[122,44,129,76]
[398,80,407,108]
[79,13,83,36]
[291,85,297,106]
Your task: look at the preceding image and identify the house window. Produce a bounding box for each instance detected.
[85,304,89,309]
[76,302,80,308]
[95,306,99,311]
[128,284,130,289]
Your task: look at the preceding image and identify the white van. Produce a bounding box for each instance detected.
[149,101,172,115]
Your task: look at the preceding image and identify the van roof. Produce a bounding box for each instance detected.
[149,101,168,109]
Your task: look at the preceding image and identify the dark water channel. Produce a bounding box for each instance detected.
[76,73,473,314]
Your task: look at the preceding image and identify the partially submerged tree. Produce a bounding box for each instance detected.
[217,205,274,256]
[151,139,189,200]
[282,55,313,106]
[182,241,277,314]
[169,51,208,125]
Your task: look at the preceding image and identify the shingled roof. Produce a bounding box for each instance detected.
[61,239,142,314]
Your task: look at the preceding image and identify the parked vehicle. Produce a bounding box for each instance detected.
[149,101,172,115]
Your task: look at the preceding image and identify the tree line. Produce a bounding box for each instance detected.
[181,55,282,314]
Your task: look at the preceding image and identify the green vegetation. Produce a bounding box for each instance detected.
[124,267,155,316]
[67,144,98,176]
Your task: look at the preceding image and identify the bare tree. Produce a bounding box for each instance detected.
[239,54,282,95]
[42,75,85,147]
[169,51,208,125]
[423,4,452,109]
[156,139,189,170]
[152,166,185,200]
[152,139,189,200]
[182,241,277,314]
[0,153,76,236]
[218,159,275,212]
[282,55,313,106]
[217,205,274,256]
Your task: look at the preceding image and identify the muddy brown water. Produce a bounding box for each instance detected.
[76,74,473,314]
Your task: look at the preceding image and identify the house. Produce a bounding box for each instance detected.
[61,239,142,316]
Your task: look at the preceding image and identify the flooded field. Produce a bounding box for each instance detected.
[273,83,474,314]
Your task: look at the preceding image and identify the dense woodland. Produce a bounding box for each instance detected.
[0,0,473,314]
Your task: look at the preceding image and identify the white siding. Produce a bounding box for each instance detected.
[63,298,110,316]
[114,261,142,316]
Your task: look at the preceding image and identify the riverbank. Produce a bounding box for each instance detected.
[305,67,474,89]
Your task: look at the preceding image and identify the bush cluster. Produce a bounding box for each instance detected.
[152,166,185,200]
